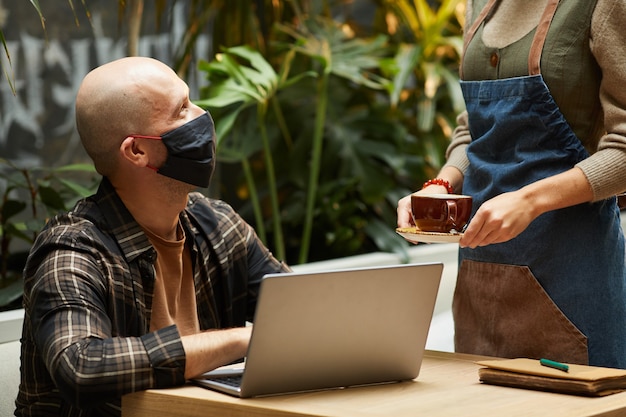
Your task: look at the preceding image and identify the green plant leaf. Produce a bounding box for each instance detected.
[226,46,278,89]
[29,0,46,30]
[195,83,253,108]
[2,222,33,243]
[38,185,67,211]
[57,178,94,198]
[0,30,15,96]
[52,163,97,173]
[1,200,26,223]
[364,218,410,263]
[387,44,422,107]
[212,108,246,148]
[276,20,390,90]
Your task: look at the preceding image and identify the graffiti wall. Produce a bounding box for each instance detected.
[0,0,212,167]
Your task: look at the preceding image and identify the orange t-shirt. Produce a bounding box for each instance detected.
[142,223,200,336]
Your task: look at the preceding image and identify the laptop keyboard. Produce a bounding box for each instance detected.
[211,375,243,388]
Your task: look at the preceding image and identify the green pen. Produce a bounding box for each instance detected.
[540,358,569,372]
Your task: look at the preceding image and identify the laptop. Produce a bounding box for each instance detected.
[193,262,443,398]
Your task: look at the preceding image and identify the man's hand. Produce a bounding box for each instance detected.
[182,326,252,379]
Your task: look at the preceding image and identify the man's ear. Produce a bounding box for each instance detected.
[120,136,151,167]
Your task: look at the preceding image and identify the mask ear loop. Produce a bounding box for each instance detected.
[129,135,163,171]
[130,134,162,140]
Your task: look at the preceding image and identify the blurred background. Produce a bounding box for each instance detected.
[0,0,465,309]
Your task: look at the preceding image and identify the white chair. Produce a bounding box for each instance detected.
[0,340,20,416]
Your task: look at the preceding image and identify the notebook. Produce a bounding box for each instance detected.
[192,262,443,398]
[477,358,626,397]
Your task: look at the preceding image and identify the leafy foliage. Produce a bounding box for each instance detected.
[197,0,464,265]
[3,0,464,269]
[0,159,99,285]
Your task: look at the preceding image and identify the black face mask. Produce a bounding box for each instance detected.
[133,112,216,188]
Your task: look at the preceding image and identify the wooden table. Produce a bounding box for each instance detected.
[122,351,626,417]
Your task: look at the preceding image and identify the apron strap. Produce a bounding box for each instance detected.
[460,0,561,78]
[460,0,500,79]
[528,0,560,75]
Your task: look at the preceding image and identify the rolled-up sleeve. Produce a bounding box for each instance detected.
[28,232,186,408]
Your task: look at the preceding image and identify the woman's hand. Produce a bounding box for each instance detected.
[459,167,594,248]
[397,167,465,229]
[396,185,451,228]
[459,190,537,248]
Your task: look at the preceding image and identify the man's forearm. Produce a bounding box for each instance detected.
[181,326,252,379]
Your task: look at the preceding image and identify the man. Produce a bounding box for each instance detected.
[15,57,289,416]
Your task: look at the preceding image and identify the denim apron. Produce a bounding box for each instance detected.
[452,0,626,368]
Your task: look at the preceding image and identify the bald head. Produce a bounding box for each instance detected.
[75,57,183,176]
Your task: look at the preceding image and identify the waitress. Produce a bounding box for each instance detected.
[397,0,626,368]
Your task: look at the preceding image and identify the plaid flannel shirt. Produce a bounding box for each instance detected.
[15,178,289,416]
